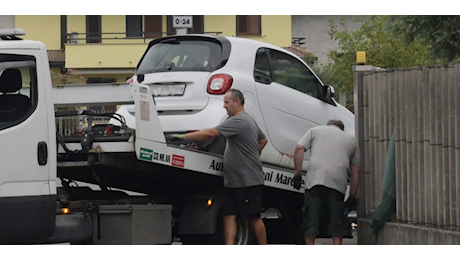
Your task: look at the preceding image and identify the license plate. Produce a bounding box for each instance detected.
[150,84,185,97]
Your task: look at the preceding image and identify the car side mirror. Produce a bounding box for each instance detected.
[254,69,272,84]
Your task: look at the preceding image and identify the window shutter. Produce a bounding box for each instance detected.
[237,15,261,36]
[144,15,162,38]
[86,15,101,43]
[126,15,142,37]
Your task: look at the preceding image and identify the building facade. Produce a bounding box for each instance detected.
[291,15,363,66]
[13,15,292,84]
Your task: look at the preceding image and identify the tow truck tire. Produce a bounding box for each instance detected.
[181,214,256,245]
[209,216,256,245]
[233,219,256,245]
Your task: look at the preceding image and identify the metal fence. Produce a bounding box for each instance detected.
[66,32,223,44]
[55,109,116,136]
[361,64,460,230]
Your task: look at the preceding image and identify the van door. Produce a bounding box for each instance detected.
[253,48,336,156]
[0,50,55,243]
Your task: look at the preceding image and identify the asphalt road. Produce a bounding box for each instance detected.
[55,229,358,245]
[315,229,358,245]
[171,228,358,245]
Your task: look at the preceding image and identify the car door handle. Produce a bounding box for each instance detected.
[37,142,48,165]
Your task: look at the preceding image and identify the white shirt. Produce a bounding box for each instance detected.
[297,125,360,194]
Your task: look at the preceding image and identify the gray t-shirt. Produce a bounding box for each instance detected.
[297,125,360,194]
[215,112,266,188]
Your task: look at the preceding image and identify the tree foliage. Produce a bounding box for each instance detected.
[51,69,86,85]
[322,16,433,94]
[391,15,460,63]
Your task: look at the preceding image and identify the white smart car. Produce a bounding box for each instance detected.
[113,34,354,170]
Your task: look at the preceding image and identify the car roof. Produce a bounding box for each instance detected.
[181,34,296,56]
[153,34,293,55]
[226,36,287,51]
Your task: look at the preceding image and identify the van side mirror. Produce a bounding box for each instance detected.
[321,85,336,106]
[325,85,335,98]
[254,69,272,84]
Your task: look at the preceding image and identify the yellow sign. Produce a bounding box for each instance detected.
[356,51,366,65]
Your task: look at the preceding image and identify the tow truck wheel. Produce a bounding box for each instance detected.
[181,218,255,244]
[211,217,255,245]
[234,219,255,245]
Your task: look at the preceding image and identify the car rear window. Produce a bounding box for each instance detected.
[137,39,223,74]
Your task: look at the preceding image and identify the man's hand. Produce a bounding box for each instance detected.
[345,197,358,211]
[293,174,302,190]
[166,134,185,142]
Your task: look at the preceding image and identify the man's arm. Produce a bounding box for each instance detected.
[293,144,306,175]
[258,137,268,153]
[184,128,222,141]
[294,129,312,175]
[292,144,306,190]
[348,164,360,198]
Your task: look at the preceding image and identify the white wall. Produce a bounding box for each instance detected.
[292,15,363,65]
[0,15,15,29]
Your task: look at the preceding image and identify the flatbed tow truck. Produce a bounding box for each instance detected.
[53,80,307,245]
[0,29,352,245]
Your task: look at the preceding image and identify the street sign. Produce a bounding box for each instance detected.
[172,16,193,28]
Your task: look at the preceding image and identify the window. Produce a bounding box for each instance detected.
[236,15,261,36]
[254,48,273,84]
[144,15,163,38]
[0,55,37,130]
[267,49,321,98]
[137,39,223,74]
[126,15,143,38]
[190,16,204,34]
[86,15,101,43]
[126,15,163,38]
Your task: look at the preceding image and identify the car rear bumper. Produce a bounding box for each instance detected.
[113,97,228,132]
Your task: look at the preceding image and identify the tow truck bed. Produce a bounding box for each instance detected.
[56,82,306,196]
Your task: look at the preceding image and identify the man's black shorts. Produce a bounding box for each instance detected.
[303,185,348,238]
[222,185,263,220]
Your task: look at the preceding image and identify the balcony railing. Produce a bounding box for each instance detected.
[66,31,223,44]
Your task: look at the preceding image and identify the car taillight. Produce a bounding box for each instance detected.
[207,74,233,95]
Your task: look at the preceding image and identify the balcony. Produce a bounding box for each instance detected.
[64,31,222,70]
[66,31,223,45]
[64,32,304,70]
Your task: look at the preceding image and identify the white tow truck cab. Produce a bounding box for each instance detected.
[0,29,58,243]
[0,29,354,245]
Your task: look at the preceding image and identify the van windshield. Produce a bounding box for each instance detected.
[137,40,223,74]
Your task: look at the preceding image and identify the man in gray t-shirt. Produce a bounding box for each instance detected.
[168,89,268,245]
[215,112,266,188]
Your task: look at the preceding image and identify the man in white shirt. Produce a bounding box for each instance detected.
[293,119,360,245]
